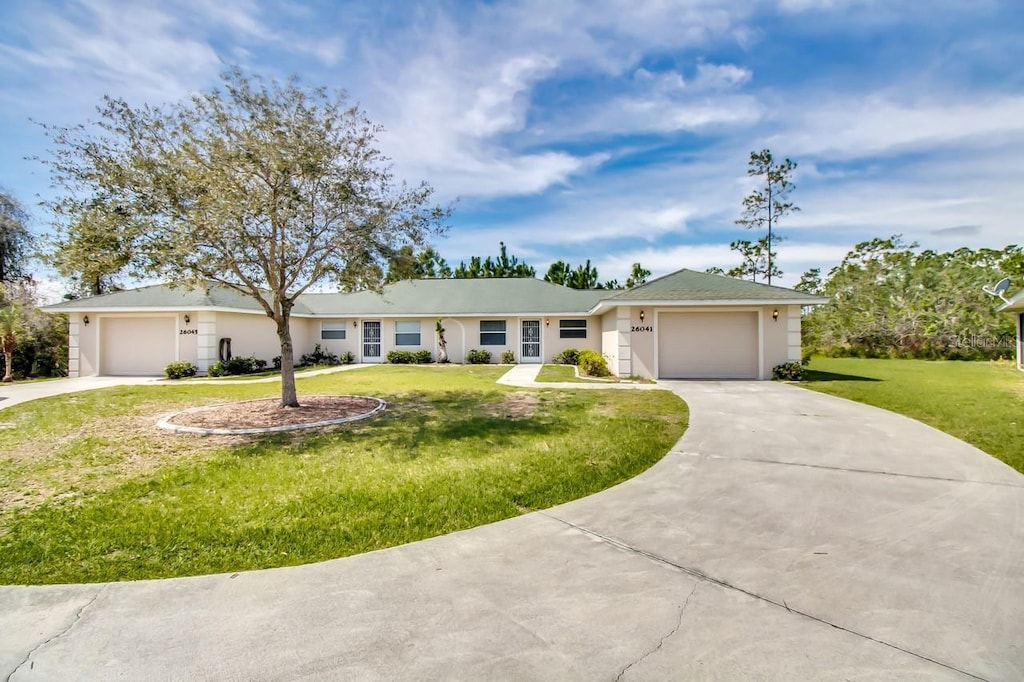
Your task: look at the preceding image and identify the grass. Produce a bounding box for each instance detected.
[0,365,687,584]
[803,357,1024,473]
[536,364,596,383]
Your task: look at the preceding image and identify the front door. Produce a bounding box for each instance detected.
[362,321,382,362]
[521,319,541,363]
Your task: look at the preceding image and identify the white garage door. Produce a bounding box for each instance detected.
[100,317,176,376]
[658,312,759,379]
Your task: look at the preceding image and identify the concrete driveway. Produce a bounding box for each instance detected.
[2,381,1022,680]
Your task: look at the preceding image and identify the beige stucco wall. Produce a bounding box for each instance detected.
[542,317,601,363]
[630,307,656,379]
[1011,311,1019,368]
[308,317,360,361]
[601,311,618,375]
[215,312,293,364]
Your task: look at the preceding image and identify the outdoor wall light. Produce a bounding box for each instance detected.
[639,310,645,322]
[353,320,358,327]
[545,318,549,326]
[83,315,89,326]
[772,308,779,321]
[184,314,190,325]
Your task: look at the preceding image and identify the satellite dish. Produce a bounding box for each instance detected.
[982,277,1011,303]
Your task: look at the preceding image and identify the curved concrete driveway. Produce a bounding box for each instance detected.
[2,381,1022,680]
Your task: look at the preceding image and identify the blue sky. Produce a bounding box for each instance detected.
[2,0,1023,289]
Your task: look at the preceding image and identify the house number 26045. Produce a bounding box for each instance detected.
[179,328,198,335]
[631,325,653,333]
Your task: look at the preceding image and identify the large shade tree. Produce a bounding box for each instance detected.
[42,68,447,406]
[0,190,33,286]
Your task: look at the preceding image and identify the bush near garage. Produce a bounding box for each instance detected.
[578,350,610,377]
[772,361,804,381]
[164,361,198,380]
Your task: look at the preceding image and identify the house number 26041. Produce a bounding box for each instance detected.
[631,325,653,333]
[179,328,198,335]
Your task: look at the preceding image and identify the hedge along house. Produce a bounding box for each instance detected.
[998,287,1024,371]
[42,268,826,380]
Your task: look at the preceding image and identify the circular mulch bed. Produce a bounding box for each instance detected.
[157,395,387,435]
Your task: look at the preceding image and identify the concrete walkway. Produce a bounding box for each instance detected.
[497,363,664,389]
[2,382,1023,680]
[0,365,372,412]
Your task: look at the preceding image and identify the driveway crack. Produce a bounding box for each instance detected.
[540,512,991,682]
[613,581,699,681]
[6,585,106,682]
[710,455,1024,489]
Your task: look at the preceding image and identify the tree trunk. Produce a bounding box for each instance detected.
[275,310,300,408]
[1,336,13,382]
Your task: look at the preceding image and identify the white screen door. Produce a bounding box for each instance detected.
[521,320,541,363]
[362,321,382,362]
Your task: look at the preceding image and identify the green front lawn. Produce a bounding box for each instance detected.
[803,357,1024,473]
[0,365,687,584]
[536,364,595,383]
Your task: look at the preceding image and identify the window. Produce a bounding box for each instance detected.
[395,320,421,346]
[321,321,346,340]
[479,320,507,345]
[559,319,587,339]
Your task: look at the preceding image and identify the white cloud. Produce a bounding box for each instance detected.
[769,94,1024,159]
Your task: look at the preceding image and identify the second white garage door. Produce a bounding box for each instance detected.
[100,317,176,376]
[658,311,759,379]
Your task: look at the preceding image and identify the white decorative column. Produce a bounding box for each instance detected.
[787,305,802,361]
[617,306,632,377]
[67,314,81,378]
[196,311,217,372]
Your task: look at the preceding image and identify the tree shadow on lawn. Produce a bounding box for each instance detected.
[375,390,564,454]
[803,369,882,383]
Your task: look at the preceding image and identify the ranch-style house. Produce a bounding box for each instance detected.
[43,268,827,380]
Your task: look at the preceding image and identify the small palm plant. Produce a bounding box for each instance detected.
[0,305,22,383]
[436,318,448,363]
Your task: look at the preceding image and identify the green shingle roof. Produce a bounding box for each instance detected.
[302,278,607,316]
[607,268,825,303]
[41,282,289,313]
[41,269,826,316]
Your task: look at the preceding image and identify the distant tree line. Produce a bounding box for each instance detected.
[0,189,68,379]
[797,237,1023,360]
[378,241,650,290]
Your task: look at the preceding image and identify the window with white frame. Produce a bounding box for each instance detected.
[394,320,421,346]
[479,320,507,345]
[321,321,347,340]
[559,319,587,339]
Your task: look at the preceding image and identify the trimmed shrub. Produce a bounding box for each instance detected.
[223,355,268,375]
[578,350,610,377]
[772,361,804,381]
[386,350,433,364]
[465,349,492,364]
[339,351,355,365]
[272,356,282,370]
[207,361,225,377]
[500,350,516,364]
[300,344,339,366]
[553,348,580,365]
[164,361,198,380]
